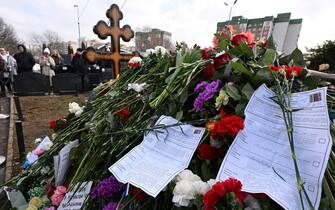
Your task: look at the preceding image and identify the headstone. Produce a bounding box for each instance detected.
[52,73,81,94]
[13,72,49,96]
[87,73,101,90]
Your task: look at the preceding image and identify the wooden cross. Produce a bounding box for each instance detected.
[85,4,136,77]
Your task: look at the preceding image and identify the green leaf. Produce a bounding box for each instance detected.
[253,68,273,82]
[289,48,305,66]
[303,76,321,89]
[241,83,254,100]
[235,102,247,116]
[262,49,276,65]
[176,111,183,120]
[239,42,253,57]
[225,83,241,101]
[232,62,253,77]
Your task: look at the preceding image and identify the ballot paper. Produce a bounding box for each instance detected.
[109,115,205,197]
[54,140,79,186]
[58,181,93,210]
[217,84,332,210]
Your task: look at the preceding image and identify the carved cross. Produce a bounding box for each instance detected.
[85,4,136,77]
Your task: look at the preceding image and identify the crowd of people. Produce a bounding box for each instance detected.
[0,44,88,97]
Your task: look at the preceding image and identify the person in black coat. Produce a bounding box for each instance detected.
[71,48,88,91]
[14,44,35,73]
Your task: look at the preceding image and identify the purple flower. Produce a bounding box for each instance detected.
[193,80,222,113]
[103,202,120,210]
[91,176,122,199]
[194,81,209,93]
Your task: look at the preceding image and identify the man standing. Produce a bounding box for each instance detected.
[14,44,35,73]
[71,48,88,91]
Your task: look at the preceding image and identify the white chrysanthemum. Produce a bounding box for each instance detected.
[68,102,84,117]
[172,180,196,207]
[144,48,155,57]
[127,83,147,93]
[128,56,142,64]
[175,169,201,182]
[193,180,210,195]
[154,46,167,55]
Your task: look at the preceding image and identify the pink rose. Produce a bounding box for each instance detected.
[51,186,67,206]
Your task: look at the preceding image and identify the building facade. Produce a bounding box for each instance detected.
[217,13,302,55]
[135,28,172,52]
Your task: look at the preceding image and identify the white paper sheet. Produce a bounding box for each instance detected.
[109,115,205,197]
[58,181,93,210]
[26,136,53,164]
[54,140,79,186]
[217,84,332,210]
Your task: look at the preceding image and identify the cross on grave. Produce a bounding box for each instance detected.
[84,4,137,77]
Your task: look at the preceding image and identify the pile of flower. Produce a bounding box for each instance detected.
[1,26,335,210]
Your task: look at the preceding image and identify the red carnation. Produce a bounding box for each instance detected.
[130,187,146,202]
[203,64,215,79]
[197,144,218,160]
[214,53,230,69]
[113,108,131,120]
[221,178,242,193]
[203,189,220,207]
[203,178,243,210]
[211,115,244,139]
[231,32,255,48]
[201,47,214,59]
[269,64,281,72]
[288,66,302,76]
[49,120,57,130]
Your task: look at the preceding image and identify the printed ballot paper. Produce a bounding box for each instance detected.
[109,115,205,197]
[217,84,332,210]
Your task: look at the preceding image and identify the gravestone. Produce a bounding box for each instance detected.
[87,73,101,90]
[13,72,49,96]
[52,73,81,94]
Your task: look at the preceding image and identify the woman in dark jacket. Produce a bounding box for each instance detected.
[14,44,35,73]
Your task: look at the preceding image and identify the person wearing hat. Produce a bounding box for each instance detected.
[40,48,55,93]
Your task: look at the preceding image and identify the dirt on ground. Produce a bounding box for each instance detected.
[12,95,86,176]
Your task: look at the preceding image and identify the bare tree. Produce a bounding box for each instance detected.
[29,30,67,56]
[0,17,20,53]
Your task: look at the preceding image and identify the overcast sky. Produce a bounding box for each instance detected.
[1,0,334,51]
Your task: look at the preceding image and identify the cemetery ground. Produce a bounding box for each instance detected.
[10,95,86,177]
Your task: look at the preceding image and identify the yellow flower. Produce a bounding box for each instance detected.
[215,89,229,110]
[28,197,42,208]
[25,205,38,210]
